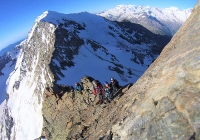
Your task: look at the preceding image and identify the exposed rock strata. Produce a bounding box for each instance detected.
[42,1,200,140]
[110,1,200,139]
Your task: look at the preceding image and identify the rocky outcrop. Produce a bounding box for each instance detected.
[109,1,200,140]
[42,1,200,140]
[42,76,132,140]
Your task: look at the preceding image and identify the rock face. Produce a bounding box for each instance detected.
[42,76,132,140]
[0,22,56,139]
[110,1,200,140]
[42,1,200,140]
[0,2,198,139]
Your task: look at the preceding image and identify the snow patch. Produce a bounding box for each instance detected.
[0,61,16,104]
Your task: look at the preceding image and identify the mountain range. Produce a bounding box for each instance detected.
[0,5,193,139]
[98,5,192,36]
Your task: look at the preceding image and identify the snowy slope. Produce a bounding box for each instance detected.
[0,11,171,139]
[0,44,21,104]
[38,11,170,86]
[0,43,21,139]
[0,40,23,57]
[41,12,145,85]
[56,40,145,86]
[98,5,191,23]
[0,18,56,139]
[97,5,192,35]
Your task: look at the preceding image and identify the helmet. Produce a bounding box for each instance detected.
[104,81,108,85]
[110,77,114,81]
[92,80,97,85]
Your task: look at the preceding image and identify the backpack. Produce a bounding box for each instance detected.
[96,80,103,87]
[78,82,84,90]
[80,82,84,90]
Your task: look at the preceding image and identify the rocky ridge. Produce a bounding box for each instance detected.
[0,2,198,139]
[109,1,200,140]
[42,76,132,140]
[0,11,171,139]
[0,21,56,139]
[42,1,200,140]
[46,12,171,84]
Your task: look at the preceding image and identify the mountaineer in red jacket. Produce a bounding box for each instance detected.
[92,80,104,104]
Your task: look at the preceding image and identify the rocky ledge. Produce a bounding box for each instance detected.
[110,1,200,140]
[41,1,200,140]
[42,76,132,140]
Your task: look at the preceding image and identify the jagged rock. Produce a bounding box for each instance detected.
[1,4,197,140]
[42,76,132,140]
[109,1,200,140]
[42,1,200,139]
[42,76,98,139]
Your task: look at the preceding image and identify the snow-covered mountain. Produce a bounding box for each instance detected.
[98,5,192,36]
[0,11,171,139]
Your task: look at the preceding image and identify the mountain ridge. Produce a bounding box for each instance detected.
[98,4,192,36]
[34,11,171,85]
[109,1,200,139]
[40,2,200,139]
[0,11,171,139]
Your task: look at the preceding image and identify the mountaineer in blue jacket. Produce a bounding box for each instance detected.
[74,82,83,94]
[103,81,112,103]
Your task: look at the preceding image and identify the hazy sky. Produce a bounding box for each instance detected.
[0,0,197,50]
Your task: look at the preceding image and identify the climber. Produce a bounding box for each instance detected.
[74,82,83,94]
[92,80,104,104]
[52,85,63,99]
[110,77,120,98]
[103,81,112,103]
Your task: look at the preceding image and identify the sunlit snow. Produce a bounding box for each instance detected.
[0,6,189,139]
[98,5,192,23]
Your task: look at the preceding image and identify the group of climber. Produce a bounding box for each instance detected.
[74,77,120,104]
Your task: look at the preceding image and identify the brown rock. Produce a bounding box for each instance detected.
[110,1,200,140]
[42,1,200,140]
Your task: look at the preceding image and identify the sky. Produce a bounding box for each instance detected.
[0,0,197,51]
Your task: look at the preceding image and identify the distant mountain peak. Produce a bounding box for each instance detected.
[166,6,180,10]
[98,4,192,36]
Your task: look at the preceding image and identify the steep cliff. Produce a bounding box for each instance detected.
[42,76,133,140]
[0,21,56,139]
[0,2,198,139]
[110,1,200,140]
[42,1,200,139]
